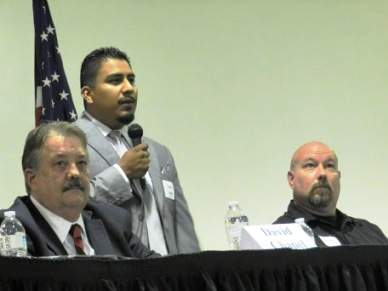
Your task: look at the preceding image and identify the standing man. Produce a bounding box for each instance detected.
[4,122,156,257]
[274,141,388,246]
[74,47,200,255]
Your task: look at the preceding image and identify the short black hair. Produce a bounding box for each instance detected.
[80,47,131,89]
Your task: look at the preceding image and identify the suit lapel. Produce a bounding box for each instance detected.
[83,210,115,255]
[147,141,165,215]
[145,142,178,253]
[13,197,67,256]
[77,113,119,166]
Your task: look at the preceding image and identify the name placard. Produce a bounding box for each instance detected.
[240,223,317,250]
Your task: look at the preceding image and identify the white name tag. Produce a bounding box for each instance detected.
[240,224,317,250]
[162,180,175,200]
[319,235,341,247]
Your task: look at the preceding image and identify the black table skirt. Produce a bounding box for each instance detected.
[0,245,387,291]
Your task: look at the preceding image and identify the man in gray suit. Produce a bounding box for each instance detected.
[74,47,200,255]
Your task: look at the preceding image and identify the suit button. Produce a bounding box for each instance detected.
[138,214,144,221]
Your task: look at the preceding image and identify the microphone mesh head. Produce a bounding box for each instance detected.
[128,123,143,139]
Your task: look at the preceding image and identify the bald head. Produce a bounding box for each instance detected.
[287,141,341,216]
[290,141,338,170]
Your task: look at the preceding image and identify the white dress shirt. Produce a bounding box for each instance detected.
[30,196,95,255]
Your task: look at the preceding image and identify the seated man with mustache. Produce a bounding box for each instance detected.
[1,122,157,257]
[274,141,388,246]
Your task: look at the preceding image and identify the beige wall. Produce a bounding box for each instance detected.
[1,0,388,250]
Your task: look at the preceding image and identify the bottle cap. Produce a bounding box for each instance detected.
[4,211,16,218]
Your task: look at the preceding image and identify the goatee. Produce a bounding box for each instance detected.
[308,184,332,208]
[117,113,135,125]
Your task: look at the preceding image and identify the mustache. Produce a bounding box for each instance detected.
[311,181,332,192]
[118,96,136,105]
[63,179,85,192]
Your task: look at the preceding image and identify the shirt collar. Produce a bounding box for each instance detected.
[83,111,128,138]
[286,199,355,230]
[30,195,87,244]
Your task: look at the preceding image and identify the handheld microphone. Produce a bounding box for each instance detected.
[127,123,146,190]
[128,123,143,147]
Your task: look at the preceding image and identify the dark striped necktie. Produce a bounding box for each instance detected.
[69,224,85,255]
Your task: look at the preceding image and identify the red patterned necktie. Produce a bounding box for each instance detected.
[69,224,85,255]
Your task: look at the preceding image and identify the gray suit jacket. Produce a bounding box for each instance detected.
[3,196,156,258]
[74,112,200,254]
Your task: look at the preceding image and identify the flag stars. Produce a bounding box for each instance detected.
[69,111,77,120]
[51,72,60,82]
[59,90,69,101]
[35,2,78,124]
[42,77,51,87]
[41,31,49,41]
[47,24,55,35]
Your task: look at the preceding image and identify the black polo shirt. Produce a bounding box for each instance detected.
[274,200,388,246]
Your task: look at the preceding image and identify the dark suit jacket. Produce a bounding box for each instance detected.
[2,196,157,258]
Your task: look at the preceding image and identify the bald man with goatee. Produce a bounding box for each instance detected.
[274,141,388,247]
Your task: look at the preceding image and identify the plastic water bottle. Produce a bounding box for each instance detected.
[0,211,27,256]
[225,201,249,250]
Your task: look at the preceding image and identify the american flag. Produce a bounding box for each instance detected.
[33,0,77,126]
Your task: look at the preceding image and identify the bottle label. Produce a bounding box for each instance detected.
[227,224,242,238]
[229,216,249,224]
[3,233,27,251]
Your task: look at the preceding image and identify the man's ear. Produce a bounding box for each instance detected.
[24,168,37,191]
[81,86,94,105]
[287,171,295,189]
